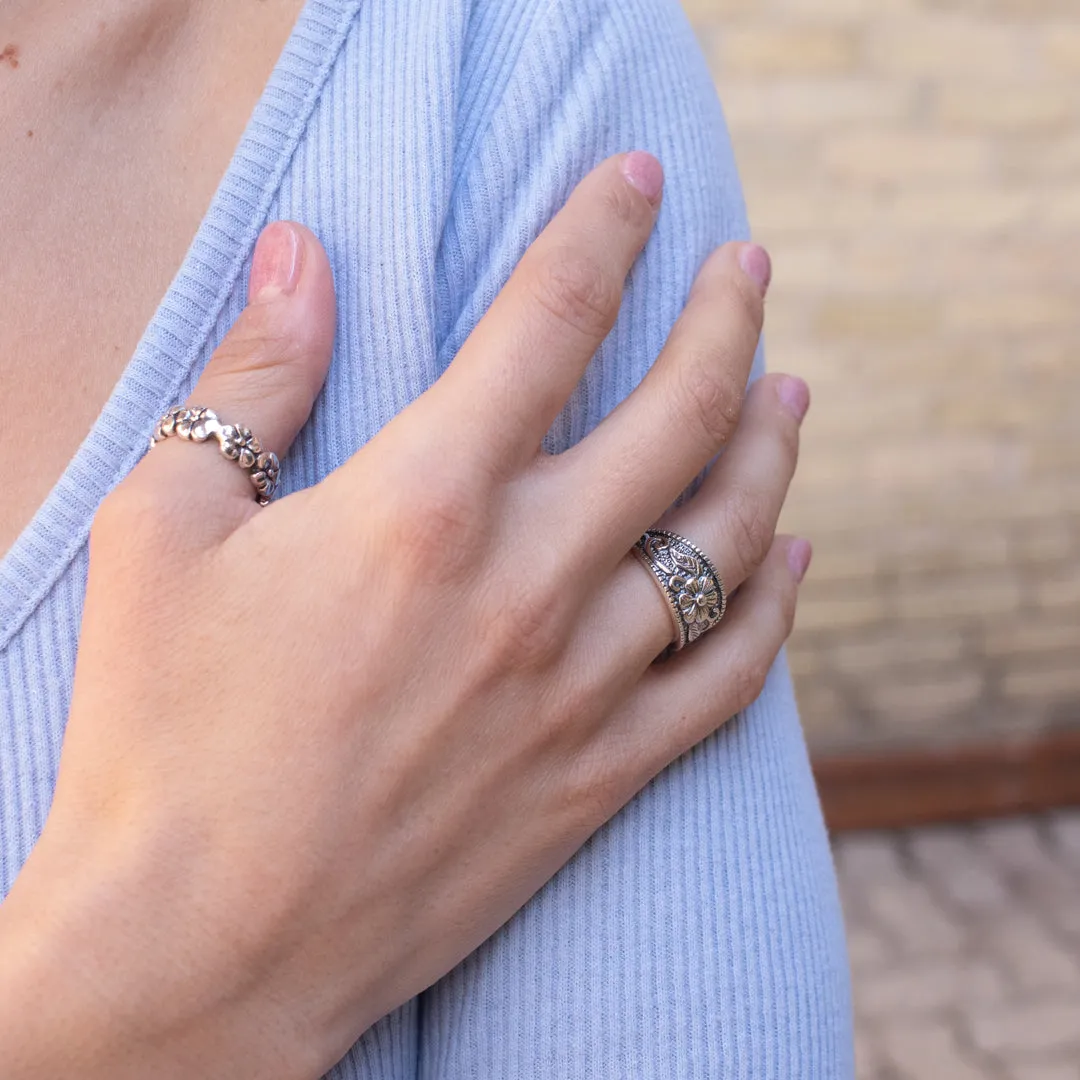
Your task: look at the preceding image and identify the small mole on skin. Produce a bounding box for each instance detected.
[27,130,33,138]
[1,44,20,70]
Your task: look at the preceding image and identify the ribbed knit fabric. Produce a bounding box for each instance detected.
[0,1,853,1076]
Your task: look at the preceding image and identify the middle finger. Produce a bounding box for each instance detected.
[548,241,770,571]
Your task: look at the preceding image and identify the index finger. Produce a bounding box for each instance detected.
[409,151,664,475]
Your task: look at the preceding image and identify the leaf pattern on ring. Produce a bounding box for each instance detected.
[670,547,699,574]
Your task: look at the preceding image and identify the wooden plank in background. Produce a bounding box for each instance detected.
[813,729,1080,832]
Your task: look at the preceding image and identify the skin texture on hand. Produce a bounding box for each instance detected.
[0,153,810,1080]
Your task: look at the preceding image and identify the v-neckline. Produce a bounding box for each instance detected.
[0,0,363,652]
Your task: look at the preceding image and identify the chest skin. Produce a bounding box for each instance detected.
[0,0,307,558]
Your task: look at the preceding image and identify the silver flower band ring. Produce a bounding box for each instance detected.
[149,406,281,505]
[633,529,727,652]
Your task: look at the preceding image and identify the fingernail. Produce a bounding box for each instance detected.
[622,151,664,207]
[778,376,810,422]
[788,538,813,583]
[250,222,303,301]
[739,244,772,295]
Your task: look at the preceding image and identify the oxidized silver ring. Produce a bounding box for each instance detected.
[632,529,727,653]
[149,405,281,505]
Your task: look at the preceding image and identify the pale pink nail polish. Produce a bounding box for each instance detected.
[250,222,303,301]
[739,244,772,295]
[622,151,664,207]
[778,376,810,422]
[788,539,813,583]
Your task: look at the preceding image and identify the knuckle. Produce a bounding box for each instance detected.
[212,323,297,390]
[384,472,484,583]
[675,351,743,454]
[529,246,620,342]
[220,307,286,358]
[483,573,569,673]
[724,486,775,577]
[551,670,604,742]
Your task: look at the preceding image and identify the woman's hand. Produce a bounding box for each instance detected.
[0,152,809,1080]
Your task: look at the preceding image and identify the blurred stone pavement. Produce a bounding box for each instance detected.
[835,811,1080,1079]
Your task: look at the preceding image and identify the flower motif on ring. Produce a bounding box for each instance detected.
[675,574,720,628]
[219,424,263,470]
[175,406,217,442]
[154,406,184,440]
[250,451,281,502]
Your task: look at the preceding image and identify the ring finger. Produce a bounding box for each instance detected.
[568,371,808,677]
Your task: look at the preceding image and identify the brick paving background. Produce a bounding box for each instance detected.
[836,811,1080,1079]
[680,0,1080,751]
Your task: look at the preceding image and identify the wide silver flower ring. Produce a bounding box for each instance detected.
[149,406,280,505]
[633,529,727,653]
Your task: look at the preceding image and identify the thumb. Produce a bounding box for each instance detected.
[138,221,337,539]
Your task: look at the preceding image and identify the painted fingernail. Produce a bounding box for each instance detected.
[778,376,810,422]
[250,221,303,301]
[622,151,664,207]
[739,244,772,295]
[788,538,813,583]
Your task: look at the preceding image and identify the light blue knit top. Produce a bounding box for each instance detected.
[0,2,852,1076]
